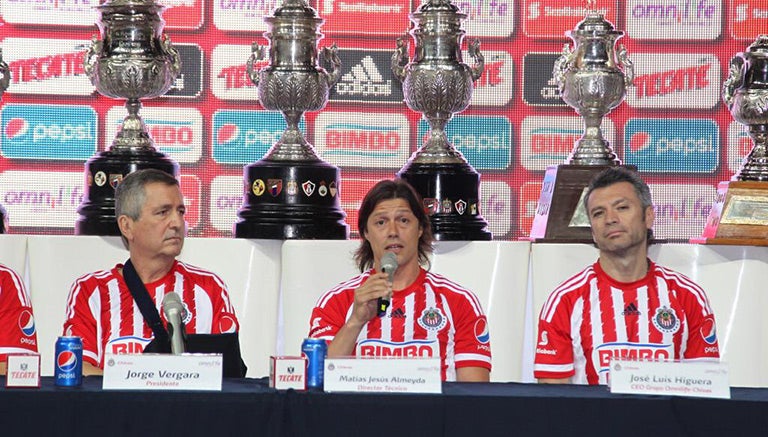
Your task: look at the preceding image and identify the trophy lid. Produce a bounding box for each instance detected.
[413,0,466,18]
[271,0,320,18]
[570,11,622,37]
[97,0,165,14]
[746,35,768,57]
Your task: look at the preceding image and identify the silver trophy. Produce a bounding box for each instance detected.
[723,35,768,181]
[391,0,490,240]
[234,0,348,239]
[552,10,633,165]
[76,0,181,235]
[0,48,10,233]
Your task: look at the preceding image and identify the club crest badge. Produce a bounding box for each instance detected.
[302,180,316,196]
[268,179,283,197]
[652,306,680,334]
[286,181,299,196]
[252,179,266,196]
[418,307,447,331]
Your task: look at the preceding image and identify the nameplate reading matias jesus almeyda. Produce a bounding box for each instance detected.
[323,357,441,394]
[609,358,730,399]
[102,353,223,391]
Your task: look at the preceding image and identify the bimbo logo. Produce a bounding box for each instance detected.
[214,0,277,32]
[211,45,261,101]
[594,343,673,373]
[57,351,78,372]
[3,38,93,96]
[212,110,303,164]
[18,310,36,337]
[623,118,718,173]
[417,115,512,170]
[627,0,722,40]
[626,54,720,109]
[457,0,515,37]
[358,339,437,358]
[108,336,152,355]
[521,116,616,171]
[1,104,97,160]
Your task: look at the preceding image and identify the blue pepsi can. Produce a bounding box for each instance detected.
[302,338,327,389]
[55,336,83,387]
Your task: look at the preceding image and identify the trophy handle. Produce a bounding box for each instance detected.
[391,37,409,82]
[247,42,266,87]
[0,48,10,94]
[552,43,574,92]
[83,35,102,81]
[468,38,484,81]
[723,55,745,107]
[161,34,182,79]
[617,44,634,86]
[321,44,341,87]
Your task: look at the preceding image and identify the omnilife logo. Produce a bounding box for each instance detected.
[649,183,716,240]
[214,0,277,32]
[457,0,515,37]
[209,176,243,233]
[0,171,83,228]
[627,0,722,40]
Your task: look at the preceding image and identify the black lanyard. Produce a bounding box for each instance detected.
[123,259,169,343]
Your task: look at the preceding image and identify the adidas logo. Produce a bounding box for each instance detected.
[389,308,406,318]
[337,56,392,96]
[622,302,641,316]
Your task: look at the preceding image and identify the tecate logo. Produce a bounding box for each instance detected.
[623,118,719,173]
[1,104,97,160]
[626,54,720,109]
[209,176,243,233]
[318,0,410,35]
[213,0,277,32]
[2,0,98,26]
[467,50,514,107]
[457,0,515,37]
[521,116,616,171]
[212,110,305,164]
[649,183,716,240]
[523,0,617,38]
[314,111,410,168]
[417,115,512,170]
[211,44,260,101]
[626,0,722,40]
[327,49,404,104]
[107,106,203,164]
[3,38,93,96]
[0,171,83,228]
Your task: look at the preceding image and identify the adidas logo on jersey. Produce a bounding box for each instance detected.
[337,56,392,96]
[622,302,641,316]
[389,308,406,318]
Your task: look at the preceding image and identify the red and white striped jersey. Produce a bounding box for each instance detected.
[534,260,720,385]
[309,268,492,381]
[63,260,239,368]
[0,264,38,360]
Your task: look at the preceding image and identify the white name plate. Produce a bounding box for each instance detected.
[610,359,730,399]
[324,357,441,394]
[103,353,223,391]
[6,354,41,388]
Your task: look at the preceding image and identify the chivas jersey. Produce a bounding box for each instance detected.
[309,268,492,381]
[63,260,239,368]
[534,260,720,385]
[0,264,38,360]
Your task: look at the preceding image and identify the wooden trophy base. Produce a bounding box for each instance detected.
[693,180,768,246]
[528,164,634,243]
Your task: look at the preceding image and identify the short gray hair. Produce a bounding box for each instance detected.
[115,169,179,221]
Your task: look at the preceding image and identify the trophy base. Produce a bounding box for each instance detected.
[75,149,180,236]
[529,164,634,243]
[234,160,349,240]
[397,161,492,241]
[694,180,768,246]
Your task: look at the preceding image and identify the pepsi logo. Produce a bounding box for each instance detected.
[218,314,238,334]
[216,124,239,144]
[629,132,651,152]
[18,310,36,337]
[701,317,717,345]
[474,317,490,344]
[57,350,78,372]
[5,118,29,140]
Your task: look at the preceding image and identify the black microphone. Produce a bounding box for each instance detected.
[162,292,187,355]
[377,252,398,317]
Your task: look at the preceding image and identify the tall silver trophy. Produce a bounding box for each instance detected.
[529,5,634,242]
[699,35,768,245]
[392,0,490,240]
[76,0,181,235]
[234,0,348,239]
[0,48,10,233]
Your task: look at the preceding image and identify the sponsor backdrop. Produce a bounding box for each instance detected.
[0,0,767,240]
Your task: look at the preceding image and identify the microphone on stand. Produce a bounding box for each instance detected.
[377,252,398,317]
[162,292,187,355]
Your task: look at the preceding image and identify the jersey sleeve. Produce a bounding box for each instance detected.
[451,292,492,371]
[308,287,355,342]
[0,268,38,360]
[204,273,240,335]
[677,281,720,361]
[533,294,576,380]
[62,276,100,367]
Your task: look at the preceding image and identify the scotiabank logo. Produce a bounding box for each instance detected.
[623,118,718,173]
[318,0,410,36]
[2,0,97,26]
[107,106,203,164]
[627,0,722,40]
[4,38,92,96]
[417,115,512,170]
[523,0,618,38]
[727,121,752,175]
[522,53,565,107]
[211,45,261,101]
[731,1,768,40]
[467,50,514,107]
[161,0,204,30]
[314,111,410,168]
[626,54,720,109]
[209,176,243,234]
[0,171,83,228]
[481,181,513,238]
[458,0,515,37]
[649,183,716,240]
[594,342,672,374]
[213,0,276,32]
[358,339,437,358]
[212,110,304,164]
[521,116,616,171]
[1,104,97,160]
[327,49,404,104]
